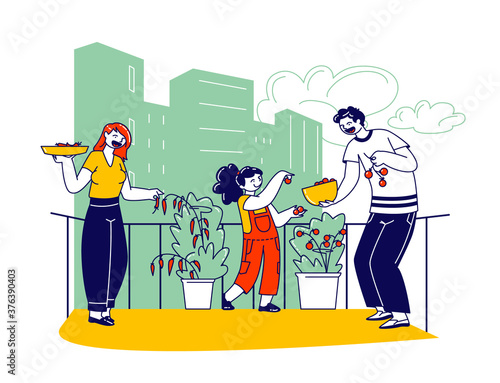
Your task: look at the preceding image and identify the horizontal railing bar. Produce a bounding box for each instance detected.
[51,212,450,225]
[51,212,85,221]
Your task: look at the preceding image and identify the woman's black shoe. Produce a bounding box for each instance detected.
[88,315,114,326]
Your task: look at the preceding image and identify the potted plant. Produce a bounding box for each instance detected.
[149,192,229,309]
[289,212,346,309]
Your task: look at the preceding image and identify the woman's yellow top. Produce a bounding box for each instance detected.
[82,151,127,198]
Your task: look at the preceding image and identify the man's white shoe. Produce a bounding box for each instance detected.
[366,311,393,321]
[379,319,410,329]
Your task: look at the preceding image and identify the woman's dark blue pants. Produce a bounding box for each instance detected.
[81,197,127,312]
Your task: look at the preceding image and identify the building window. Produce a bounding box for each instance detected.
[129,171,135,187]
[129,66,135,93]
[129,118,135,145]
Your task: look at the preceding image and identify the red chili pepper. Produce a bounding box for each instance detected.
[193,235,198,248]
[173,199,177,209]
[159,259,164,269]
[162,198,167,214]
[56,142,81,147]
[194,261,201,271]
[204,229,209,240]
[178,260,183,272]
[204,219,209,226]
[190,219,195,234]
[152,197,160,214]
[178,200,182,211]
[150,263,155,276]
[168,258,174,275]
[190,271,194,279]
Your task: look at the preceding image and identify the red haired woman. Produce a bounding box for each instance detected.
[53,123,162,326]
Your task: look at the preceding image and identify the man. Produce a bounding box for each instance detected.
[321,106,418,329]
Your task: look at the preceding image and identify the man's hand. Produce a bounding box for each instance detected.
[318,200,335,208]
[369,151,391,167]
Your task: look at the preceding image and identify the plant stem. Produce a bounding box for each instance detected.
[305,233,327,272]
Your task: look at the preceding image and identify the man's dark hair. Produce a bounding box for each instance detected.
[333,106,365,126]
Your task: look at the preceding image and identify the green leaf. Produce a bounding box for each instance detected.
[289,213,345,273]
[293,256,324,272]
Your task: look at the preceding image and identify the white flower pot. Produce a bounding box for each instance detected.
[295,272,341,309]
[181,278,215,309]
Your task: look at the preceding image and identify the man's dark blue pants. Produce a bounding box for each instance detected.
[354,212,416,313]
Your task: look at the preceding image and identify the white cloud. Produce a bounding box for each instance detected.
[388,100,466,134]
[257,65,399,145]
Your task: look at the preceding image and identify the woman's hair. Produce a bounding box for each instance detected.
[93,122,132,160]
[213,164,263,205]
[333,106,365,126]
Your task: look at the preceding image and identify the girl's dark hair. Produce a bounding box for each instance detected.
[333,106,365,126]
[213,164,263,205]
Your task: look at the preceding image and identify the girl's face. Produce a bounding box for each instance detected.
[104,130,126,149]
[242,173,263,192]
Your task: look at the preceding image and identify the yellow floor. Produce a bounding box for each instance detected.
[59,309,436,351]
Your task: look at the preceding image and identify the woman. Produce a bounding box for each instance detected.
[54,122,162,326]
[213,163,304,312]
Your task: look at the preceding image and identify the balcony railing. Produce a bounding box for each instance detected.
[51,212,449,332]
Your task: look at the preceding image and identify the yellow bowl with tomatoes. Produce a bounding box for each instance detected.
[302,178,337,206]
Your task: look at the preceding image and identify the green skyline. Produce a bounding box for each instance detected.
[73,43,324,309]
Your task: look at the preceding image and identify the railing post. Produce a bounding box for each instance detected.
[283,225,286,309]
[128,224,131,309]
[220,223,224,308]
[66,216,70,318]
[345,223,349,310]
[159,224,162,309]
[425,217,429,332]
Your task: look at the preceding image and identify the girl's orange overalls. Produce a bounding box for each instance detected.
[234,195,280,295]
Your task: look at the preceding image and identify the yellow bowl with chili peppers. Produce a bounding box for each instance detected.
[41,145,88,156]
[302,179,337,206]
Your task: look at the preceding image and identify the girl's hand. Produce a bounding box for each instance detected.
[287,205,306,219]
[277,170,294,183]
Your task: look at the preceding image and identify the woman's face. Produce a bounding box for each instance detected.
[104,130,126,149]
[242,173,263,192]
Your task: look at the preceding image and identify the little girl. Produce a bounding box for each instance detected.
[213,163,304,312]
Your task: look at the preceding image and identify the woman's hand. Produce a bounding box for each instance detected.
[149,189,164,201]
[53,155,75,163]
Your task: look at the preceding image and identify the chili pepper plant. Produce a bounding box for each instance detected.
[289,212,346,273]
[149,192,229,280]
